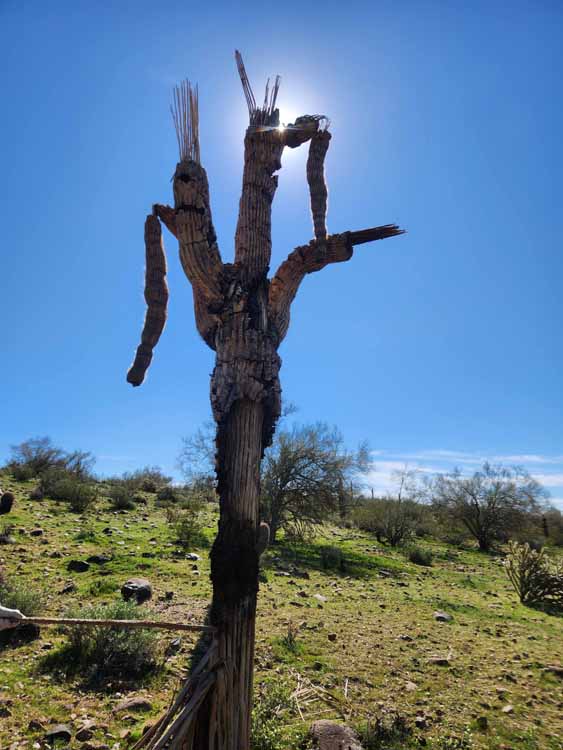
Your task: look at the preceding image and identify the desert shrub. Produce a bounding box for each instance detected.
[406,545,433,567]
[7,437,94,481]
[11,464,35,482]
[504,541,563,610]
[251,679,302,750]
[39,471,97,512]
[107,484,136,511]
[42,600,159,682]
[278,621,300,653]
[156,484,186,505]
[353,498,423,546]
[357,713,411,749]
[167,498,207,547]
[319,544,346,572]
[0,576,43,616]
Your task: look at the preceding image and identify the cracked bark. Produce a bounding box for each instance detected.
[128,57,404,750]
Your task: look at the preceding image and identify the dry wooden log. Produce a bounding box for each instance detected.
[15,616,216,634]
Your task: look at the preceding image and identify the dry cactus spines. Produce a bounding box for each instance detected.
[126,213,169,387]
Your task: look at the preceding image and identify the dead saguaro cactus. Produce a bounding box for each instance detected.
[127,51,404,750]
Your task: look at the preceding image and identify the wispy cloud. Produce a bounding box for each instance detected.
[366,449,563,509]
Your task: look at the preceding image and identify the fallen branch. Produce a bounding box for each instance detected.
[7,615,216,634]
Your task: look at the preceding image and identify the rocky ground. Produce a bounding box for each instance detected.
[0,474,562,750]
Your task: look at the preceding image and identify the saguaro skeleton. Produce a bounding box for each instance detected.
[127,52,403,750]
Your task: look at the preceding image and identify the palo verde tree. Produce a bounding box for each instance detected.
[127,52,403,750]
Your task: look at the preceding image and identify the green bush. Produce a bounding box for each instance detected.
[156,484,185,505]
[251,680,306,750]
[167,499,207,548]
[319,545,346,572]
[0,576,43,616]
[406,545,433,567]
[107,484,136,510]
[11,464,35,482]
[42,601,160,683]
[37,468,97,511]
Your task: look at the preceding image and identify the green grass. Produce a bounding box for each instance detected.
[0,471,562,749]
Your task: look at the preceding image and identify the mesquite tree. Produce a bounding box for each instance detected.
[127,52,403,750]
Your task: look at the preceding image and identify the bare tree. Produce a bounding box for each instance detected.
[127,52,403,750]
[261,423,370,542]
[429,462,548,552]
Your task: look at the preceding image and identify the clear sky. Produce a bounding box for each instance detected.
[1,1,562,506]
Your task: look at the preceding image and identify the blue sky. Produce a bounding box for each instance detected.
[1,1,562,506]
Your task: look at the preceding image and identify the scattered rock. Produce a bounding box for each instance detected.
[165,637,182,656]
[61,582,77,594]
[434,611,452,622]
[0,704,12,718]
[50,550,63,558]
[68,560,90,573]
[86,554,111,565]
[165,591,174,600]
[310,720,364,750]
[405,680,418,691]
[113,696,153,714]
[476,716,488,730]
[30,528,44,536]
[314,594,327,603]
[29,486,44,500]
[327,633,337,642]
[428,656,450,666]
[542,665,563,678]
[0,491,14,515]
[28,719,46,733]
[76,726,95,741]
[44,724,72,744]
[121,578,152,604]
[501,704,514,714]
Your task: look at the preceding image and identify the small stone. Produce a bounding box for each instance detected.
[28,719,46,732]
[310,720,363,750]
[44,724,72,744]
[476,716,488,730]
[113,696,153,713]
[76,727,94,741]
[327,633,337,642]
[433,611,452,622]
[30,528,44,536]
[61,582,77,594]
[86,554,111,565]
[405,681,418,691]
[68,560,90,573]
[501,704,514,713]
[314,594,327,603]
[428,656,450,666]
[121,578,152,604]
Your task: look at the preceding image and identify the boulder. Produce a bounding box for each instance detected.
[121,577,152,604]
[0,491,14,515]
[310,720,364,750]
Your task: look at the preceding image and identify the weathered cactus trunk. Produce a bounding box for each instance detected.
[127,52,404,750]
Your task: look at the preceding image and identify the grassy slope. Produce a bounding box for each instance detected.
[0,474,561,750]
